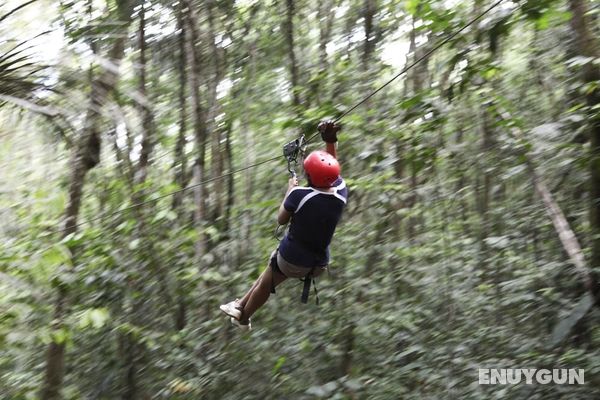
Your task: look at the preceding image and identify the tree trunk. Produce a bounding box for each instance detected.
[206,0,225,227]
[136,3,154,182]
[172,1,189,331]
[40,2,133,398]
[238,39,257,264]
[358,0,379,139]
[183,0,208,261]
[476,5,504,280]
[477,101,493,273]
[361,0,376,71]
[392,138,404,236]
[172,4,188,210]
[223,121,235,233]
[284,0,300,109]
[313,0,337,105]
[405,17,428,241]
[122,6,162,397]
[407,162,418,241]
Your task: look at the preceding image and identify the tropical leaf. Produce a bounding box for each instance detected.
[0,0,38,25]
[0,42,47,101]
[0,4,48,104]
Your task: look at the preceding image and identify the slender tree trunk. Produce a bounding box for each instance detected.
[361,0,376,71]
[186,0,210,324]
[40,2,133,398]
[239,40,257,264]
[454,113,470,237]
[476,8,503,280]
[172,3,189,331]
[284,0,300,109]
[313,0,337,105]
[392,138,404,236]
[317,0,334,66]
[206,0,225,227]
[223,121,235,233]
[407,163,418,241]
[136,3,154,182]
[477,101,493,272]
[172,5,188,209]
[122,6,162,397]
[184,0,208,274]
[408,17,429,94]
[405,17,428,241]
[360,0,379,137]
[339,2,381,377]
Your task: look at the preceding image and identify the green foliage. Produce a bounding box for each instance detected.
[2,0,600,398]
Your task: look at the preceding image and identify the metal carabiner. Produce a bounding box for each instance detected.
[282,134,305,177]
[287,161,297,178]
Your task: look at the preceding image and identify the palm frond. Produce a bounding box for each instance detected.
[0,38,50,104]
[0,0,38,25]
[0,48,46,100]
[0,3,50,103]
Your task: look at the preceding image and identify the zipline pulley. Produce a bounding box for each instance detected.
[282,135,305,177]
[274,134,305,241]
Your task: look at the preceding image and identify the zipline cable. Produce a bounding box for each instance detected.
[56,0,509,232]
[58,154,282,233]
[305,0,507,144]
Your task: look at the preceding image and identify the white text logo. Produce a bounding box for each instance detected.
[478,369,584,385]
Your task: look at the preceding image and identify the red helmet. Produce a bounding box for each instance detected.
[303,150,341,188]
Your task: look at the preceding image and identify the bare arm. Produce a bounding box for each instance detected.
[325,142,337,159]
[277,176,298,225]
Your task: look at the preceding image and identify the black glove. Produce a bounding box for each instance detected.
[317,120,341,143]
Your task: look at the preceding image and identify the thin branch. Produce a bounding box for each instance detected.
[0,0,39,24]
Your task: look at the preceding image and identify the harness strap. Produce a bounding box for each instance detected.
[301,274,311,303]
[301,268,319,305]
[272,249,321,304]
[270,251,279,294]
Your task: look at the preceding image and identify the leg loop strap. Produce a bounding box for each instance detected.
[270,251,280,294]
[301,268,319,305]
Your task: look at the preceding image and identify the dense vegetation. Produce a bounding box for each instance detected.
[1,0,599,398]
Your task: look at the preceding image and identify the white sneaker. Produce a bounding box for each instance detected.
[230,317,252,331]
[219,300,242,320]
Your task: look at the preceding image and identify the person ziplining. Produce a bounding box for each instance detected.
[219,121,347,330]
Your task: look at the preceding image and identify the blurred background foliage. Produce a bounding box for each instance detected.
[1,0,600,398]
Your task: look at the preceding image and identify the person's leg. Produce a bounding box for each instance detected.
[237,274,262,308]
[226,250,274,314]
[237,251,278,308]
[239,264,287,323]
